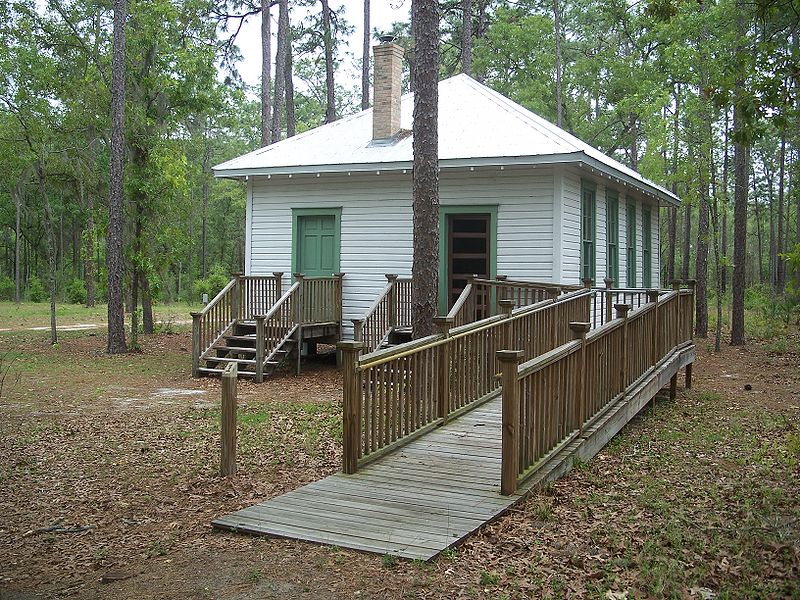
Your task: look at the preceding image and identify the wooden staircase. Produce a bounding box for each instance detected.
[191,273,343,381]
[198,320,299,379]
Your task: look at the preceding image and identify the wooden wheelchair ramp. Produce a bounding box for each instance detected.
[212,398,511,559]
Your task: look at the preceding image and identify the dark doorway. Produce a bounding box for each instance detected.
[447,214,490,312]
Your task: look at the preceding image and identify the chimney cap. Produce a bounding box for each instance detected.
[378,34,397,44]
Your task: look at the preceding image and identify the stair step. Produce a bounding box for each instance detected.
[214,345,257,353]
[226,334,256,342]
[198,367,255,378]
[207,357,257,365]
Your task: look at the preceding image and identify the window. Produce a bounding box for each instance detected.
[581,181,596,283]
[606,191,619,286]
[626,202,636,287]
[642,206,652,288]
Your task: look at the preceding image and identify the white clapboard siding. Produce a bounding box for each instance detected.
[248,167,554,337]
[561,168,582,283]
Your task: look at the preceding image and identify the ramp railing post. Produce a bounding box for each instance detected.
[294,273,305,376]
[569,322,591,432]
[220,362,238,476]
[433,316,454,423]
[338,340,365,474]
[498,349,524,496]
[254,314,266,383]
[190,312,202,378]
[615,304,630,397]
[231,273,243,321]
[498,299,515,350]
[647,289,660,367]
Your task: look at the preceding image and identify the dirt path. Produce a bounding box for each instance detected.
[1,333,798,599]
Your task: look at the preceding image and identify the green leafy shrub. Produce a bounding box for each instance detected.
[192,266,230,303]
[65,279,87,304]
[28,277,47,303]
[0,276,14,301]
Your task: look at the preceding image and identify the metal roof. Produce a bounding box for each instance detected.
[214,74,679,205]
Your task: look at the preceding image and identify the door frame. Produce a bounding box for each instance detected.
[291,207,342,275]
[437,205,498,315]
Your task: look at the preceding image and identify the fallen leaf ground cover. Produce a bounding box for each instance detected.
[0,328,797,599]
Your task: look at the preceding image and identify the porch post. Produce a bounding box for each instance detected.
[603,277,614,325]
[273,272,284,305]
[338,340,365,474]
[351,319,364,342]
[231,272,243,321]
[498,299,515,350]
[254,315,266,383]
[498,349,524,496]
[386,274,398,329]
[293,273,305,376]
[671,279,682,349]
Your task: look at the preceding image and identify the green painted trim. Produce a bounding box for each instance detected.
[580,181,596,283]
[606,190,619,286]
[291,207,342,275]
[438,205,498,314]
[626,202,637,287]
[642,205,652,288]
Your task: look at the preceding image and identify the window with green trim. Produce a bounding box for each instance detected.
[642,206,652,288]
[626,202,637,287]
[606,191,619,286]
[581,182,596,283]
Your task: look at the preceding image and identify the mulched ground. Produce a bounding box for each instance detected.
[0,330,797,599]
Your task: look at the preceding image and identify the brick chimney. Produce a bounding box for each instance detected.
[372,36,404,141]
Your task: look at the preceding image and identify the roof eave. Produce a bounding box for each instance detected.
[213,151,680,206]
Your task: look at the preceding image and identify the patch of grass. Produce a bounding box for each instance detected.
[248,568,262,583]
[479,570,500,586]
[0,301,197,330]
[381,553,397,568]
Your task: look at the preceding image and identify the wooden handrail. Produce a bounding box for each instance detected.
[356,275,411,352]
[501,286,695,494]
[341,290,595,472]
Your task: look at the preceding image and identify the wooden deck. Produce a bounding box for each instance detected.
[213,340,695,560]
[213,396,520,559]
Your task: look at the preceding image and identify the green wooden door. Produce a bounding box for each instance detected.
[296,214,338,276]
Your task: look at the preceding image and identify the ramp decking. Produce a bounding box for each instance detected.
[212,345,696,560]
[213,397,516,559]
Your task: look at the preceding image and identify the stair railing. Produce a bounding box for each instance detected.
[191,278,239,377]
[192,273,282,378]
[353,274,412,353]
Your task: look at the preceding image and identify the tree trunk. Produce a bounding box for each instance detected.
[629,113,638,170]
[285,20,296,138]
[681,200,691,280]
[777,125,786,291]
[321,0,337,123]
[553,0,562,127]
[201,132,210,279]
[34,161,58,345]
[12,170,25,304]
[695,161,709,338]
[141,271,154,334]
[261,0,272,146]
[667,84,680,284]
[361,0,370,110]
[271,0,287,141]
[766,155,776,288]
[107,0,127,354]
[722,108,729,294]
[730,101,748,346]
[753,168,765,284]
[411,0,439,338]
[461,0,472,75]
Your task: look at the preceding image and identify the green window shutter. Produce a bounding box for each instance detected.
[606,191,619,286]
[581,181,596,283]
[626,202,636,287]
[643,206,652,288]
